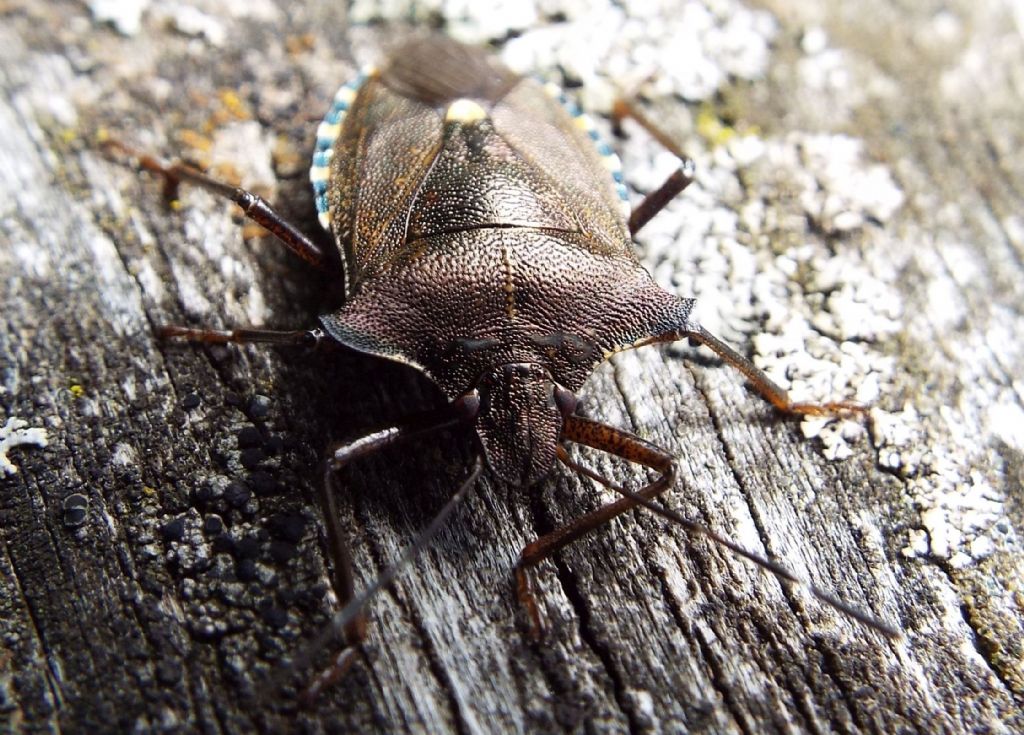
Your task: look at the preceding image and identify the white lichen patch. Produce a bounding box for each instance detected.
[209,121,277,193]
[874,404,1018,568]
[152,3,227,47]
[168,255,214,320]
[111,441,140,468]
[0,417,49,476]
[89,0,151,36]
[351,0,776,112]
[506,1,776,110]
[800,415,866,461]
[938,5,1017,104]
[796,28,864,123]
[794,134,905,233]
[872,406,925,476]
[12,239,53,280]
[86,229,149,338]
[164,509,213,576]
[986,398,1024,452]
[629,125,906,460]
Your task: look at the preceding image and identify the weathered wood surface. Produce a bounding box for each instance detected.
[2,1,1022,732]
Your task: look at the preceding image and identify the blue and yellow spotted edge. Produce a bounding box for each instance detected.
[309,66,375,231]
[310,69,631,231]
[541,81,631,216]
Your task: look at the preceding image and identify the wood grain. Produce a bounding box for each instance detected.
[1,1,1021,732]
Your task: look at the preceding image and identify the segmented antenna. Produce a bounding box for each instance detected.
[288,457,484,702]
[560,450,902,639]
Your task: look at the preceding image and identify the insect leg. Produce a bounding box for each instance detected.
[102,139,330,268]
[318,414,468,640]
[516,416,675,636]
[676,324,868,417]
[300,395,481,701]
[520,417,674,569]
[612,99,695,237]
[523,415,899,639]
[158,325,323,347]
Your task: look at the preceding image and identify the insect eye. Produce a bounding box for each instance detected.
[552,384,577,417]
[453,390,481,421]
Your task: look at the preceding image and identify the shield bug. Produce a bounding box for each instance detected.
[110,36,899,698]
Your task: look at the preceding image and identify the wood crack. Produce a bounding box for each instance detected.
[550,556,641,735]
[697,376,869,730]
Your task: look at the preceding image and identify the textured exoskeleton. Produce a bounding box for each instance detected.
[315,38,694,486]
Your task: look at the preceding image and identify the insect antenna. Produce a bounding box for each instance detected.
[558,449,902,640]
[283,456,484,701]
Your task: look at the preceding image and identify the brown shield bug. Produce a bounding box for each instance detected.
[108,36,899,699]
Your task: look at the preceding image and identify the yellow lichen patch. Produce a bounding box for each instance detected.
[175,129,214,169]
[217,89,250,120]
[273,135,305,177]
[285,33,315,55]
[242,223,270,241]
[209,161,244,187]
[696,105,736,147]
[177,129,212,152]
[191,90,255,134]
[69,384,85,398]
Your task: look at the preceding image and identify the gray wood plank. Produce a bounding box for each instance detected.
[1,1,1021,732]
